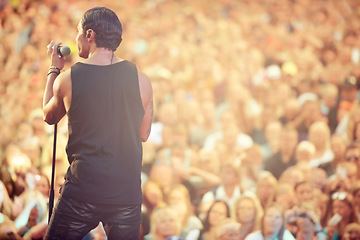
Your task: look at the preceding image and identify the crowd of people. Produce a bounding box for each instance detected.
[1,0,360,239]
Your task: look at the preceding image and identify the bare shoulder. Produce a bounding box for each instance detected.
[53,68,72,111]
[138,70,154,141]
[55,68,71,92]
[138,71,153,102]
[138,71,151,88]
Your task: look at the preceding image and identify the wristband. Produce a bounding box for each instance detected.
[47,71,60,76]
[22,224,32,235]
[49,66,61,72]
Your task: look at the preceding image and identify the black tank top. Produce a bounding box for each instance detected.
[63,60,144,205]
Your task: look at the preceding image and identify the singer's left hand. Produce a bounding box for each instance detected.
[47,40,65,70]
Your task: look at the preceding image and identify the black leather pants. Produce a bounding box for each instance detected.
[45,195,141,240]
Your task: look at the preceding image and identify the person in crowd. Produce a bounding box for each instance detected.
[285,201,325,240]
[351,181,360,223]
[319,83,340,133]
[278,166,306,189]
[214,218,241,240]
[294,181,314,204]
[325,191,358,239]
[259,120,283,161]
[148,162,175,195]
[320,134,348,176]
[155,141,221,203]
[346,104,360,143]
[339,77,359,119]
[39,133,69,178]
[198,200,231,240]
[155,144,220,205]
[273,183,296,212]
[313,190,331,228]
[343,223,360,240]
[189,100,219,149]
[0,213,22,240]
[155,141,198,185]
[244,203,295,240]
[279,98,301,126]
[142,180,166,220]
[142,141,158,182]
[145,206,182,240]
[28,108,49,152]
[256,173,278,210]
[239,144,265,194]
[344,143,360,178]
[148,101,179,148]
[343,162,358,186]
[290,99,325,141]
[308,121,335,168]
[213,123,251,162]
[191,149,222,197]
[1,144,30,201]
[312,167,330,192]
[165,184,203,240]
[201,163,253,211]
[264,125,298,179]
[294,140,316,164]
[215,81,259,136]
[15,173,49,237]
[234,196,262,240]
[21,173,72,240]
[326,162,357,194]
[294,161,317,185]
[0,181,13,224]
[203,111,253,154]
[336,83,359,142]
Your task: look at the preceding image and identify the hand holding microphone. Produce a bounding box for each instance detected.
[57,45,71,57]
[47,41,71,73]
[47,41,71,58]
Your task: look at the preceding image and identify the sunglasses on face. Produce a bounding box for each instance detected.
[332,192,348,201]
[346,155,359,161]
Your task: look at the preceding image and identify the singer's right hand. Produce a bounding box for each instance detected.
[47,40,65,71]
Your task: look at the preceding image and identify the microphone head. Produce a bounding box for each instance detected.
[58,45,71,57]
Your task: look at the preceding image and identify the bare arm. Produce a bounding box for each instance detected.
[22,219,48,240]
[43,73,68,125]
[0,180,13,218]
[138,71,153,142]
[43,41,69,125]
[189,167,221,188]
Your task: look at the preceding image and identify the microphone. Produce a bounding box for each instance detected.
[57,45,71,57]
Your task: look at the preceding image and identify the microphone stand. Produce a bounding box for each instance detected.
[48,123,57,222]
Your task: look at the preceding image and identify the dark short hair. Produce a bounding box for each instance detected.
[81,7,123,51]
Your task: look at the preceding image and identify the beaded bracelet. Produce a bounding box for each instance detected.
[47,71,60,76]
